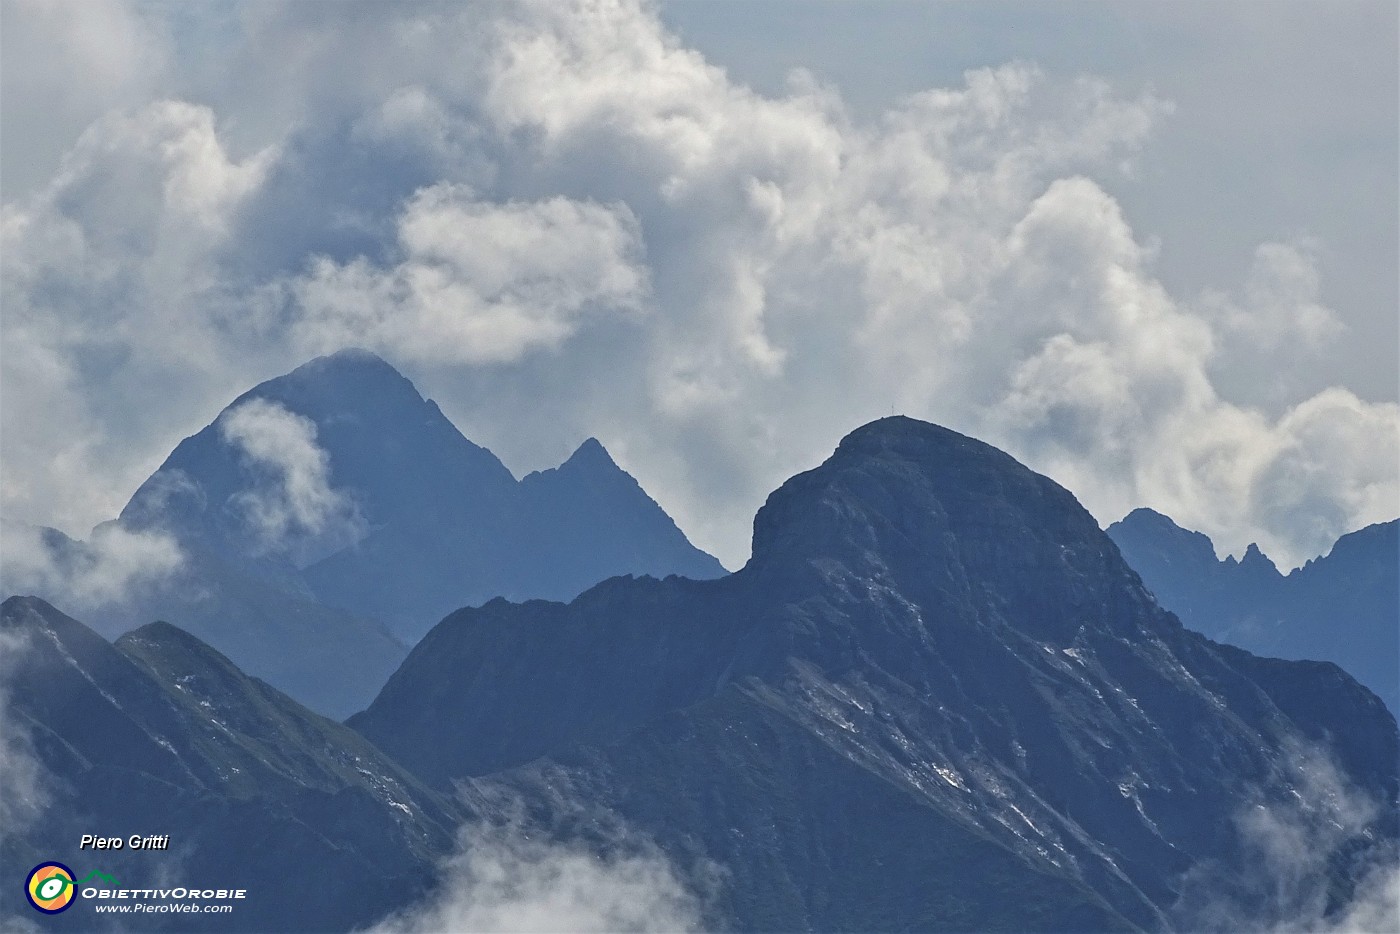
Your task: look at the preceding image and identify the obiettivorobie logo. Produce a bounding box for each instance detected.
[24,861,247,916]
[25,863,118,914]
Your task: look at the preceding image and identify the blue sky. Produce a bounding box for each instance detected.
[2,0,1396,570]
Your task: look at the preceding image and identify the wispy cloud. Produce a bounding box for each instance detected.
[365,817,706,933]
[0,519,183,611]
[1174,744,1399,932]
[218,398,366,561]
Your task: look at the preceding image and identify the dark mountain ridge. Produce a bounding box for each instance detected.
[354,417,1398,931]
[1108,508,1399,713]
[0,595,465,932]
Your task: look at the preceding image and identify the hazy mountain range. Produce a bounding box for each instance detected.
[4,416,1394,932]
[1108,508,1398,714]
[2,351,724,717]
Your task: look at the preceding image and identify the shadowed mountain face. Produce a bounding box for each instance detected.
[0,596,465,933]
[9,350,723,717]
[1108,508,1399,713]
[123,349,724,641]
[353,418,1399,932]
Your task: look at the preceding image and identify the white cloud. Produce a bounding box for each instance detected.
[1,0,1394,574]
[426,0,1391,569]
[1174,745,1399,933]
[0,520,183,612]
[0,99,279,538]
[0,0,168,197]
[218,399,365,560]
[1205,239,1342,349]
[365,819,704,933]
[290,183,649,365]
[983,178,1398,566]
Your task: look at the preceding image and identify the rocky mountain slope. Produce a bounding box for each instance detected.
[354,417,1398,931]
[1108,508,1398,713]
[0,596,464,932]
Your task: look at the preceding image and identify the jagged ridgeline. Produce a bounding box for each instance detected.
[6,350,724,717]
[1108,508,1398,714]
[5,418,1395,932]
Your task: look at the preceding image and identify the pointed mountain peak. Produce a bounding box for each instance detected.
[118,348,518,561]
[1,594,59,629]
[1236,541,1282,579]
[1226,543,1282,579]
[522,437,626,484]
[281,348,416,392]
[1241,541,1266,561]
[560,437,619,472]
[1,596,128,677]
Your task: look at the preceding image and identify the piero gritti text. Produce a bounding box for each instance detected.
[80,834,171,851]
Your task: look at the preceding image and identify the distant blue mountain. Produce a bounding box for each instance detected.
[1107,509,1398,713]
[122,350,724,645]
[13,350,724,716]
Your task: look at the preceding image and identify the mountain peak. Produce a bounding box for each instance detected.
[752,416,1088,563]
[1238,541,1279,574]
[233,347,422,415]
[118,619,219,656]
[747,417,1144,644]
[1107,507,1221,577]
[559,436,618,472]
[1118,507,1182,531]
[302,346,393,371]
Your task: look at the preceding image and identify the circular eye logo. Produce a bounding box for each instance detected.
[26,862,76,914]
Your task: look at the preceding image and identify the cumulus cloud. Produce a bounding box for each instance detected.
[218,399,366,560]
[1206,240,1343,348]
[366,819,704,933]
[0,520,183,612]
[0,99,279,538]
[0,0,1394,572]
[1174,745,1399,933]
[289,183,649,364]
